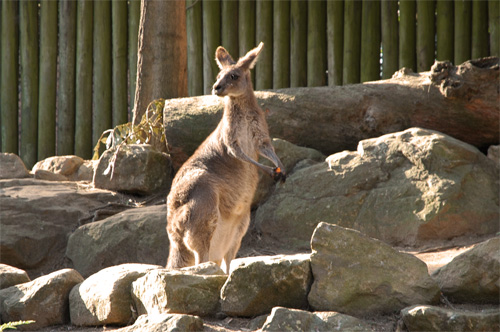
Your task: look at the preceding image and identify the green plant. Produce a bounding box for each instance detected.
[0,320,35,331]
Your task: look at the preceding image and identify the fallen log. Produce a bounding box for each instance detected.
[164,57,499,168]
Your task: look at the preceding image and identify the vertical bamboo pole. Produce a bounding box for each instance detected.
[381,0,398,79]
[112,0,128,127]
[57,0,77,156]
[203,0,221,94]
[343,0,362,84]
[327,0,343,86]
[472,0,489,59]
[399,0,416,71]
[255,0,273,90]
[308,0,327,86]
[490,0,500,57]
[454,0,471,65]
[416,0,435,72]
[93,0,112,147]
[222,0,239,58]
[75,0,93,159]
[273,0,290,89]
[239,0,255,85]
[360,0,381,82]
[1,0,19,154]
[436,0,453,61]
[38,0,57,160]
[19,0,39,168]
[186,0,203,96]
[128,0,140,109]
[290,0,307,87]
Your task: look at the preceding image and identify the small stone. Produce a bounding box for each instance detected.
[115,313,204,332]
[0,264,30,290]
[0,153,30,179]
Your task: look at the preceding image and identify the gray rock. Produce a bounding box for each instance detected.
[132,269,227,317]
[178,261,225,276]
[260,307,374,331]
[255,128,499,250]
[0,153,29,179]
[487,145,499,168]
[115,313,204,332]
[220,254,312,317]
[33,169,68,181]
[432,237,500,304]
[93,144,172,195]
[0,269,83,330]
[66,205,169,278]
[401,305,500,332]
[69,263,161,326]
[308,222,440,316]
[0,178,125,277]
[32,155,84,177]
[0,264,30,290]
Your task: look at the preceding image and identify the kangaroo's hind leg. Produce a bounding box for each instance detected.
[166,205,196,269]
[222,211,251,273]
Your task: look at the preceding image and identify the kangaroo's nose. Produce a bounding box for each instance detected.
[212,84,223,95]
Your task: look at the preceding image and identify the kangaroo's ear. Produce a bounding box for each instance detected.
[215,46,235,69]
[237,42,264,70]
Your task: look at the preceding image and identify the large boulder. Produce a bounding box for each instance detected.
[308,222,440,317]
[132,267,227,317]
[0,153,30,179]
[259,307,374,332]
[432,237,500,304]
[0,269,83,330]
[220,254,312,317]
[66,205,169,277]
[115,313,204,332]
[0,178,126,277]
[401,305,500,331]
[0,265,30,290]
[93,144,172,195]
[255,128,499,250]
[69,264,161,326]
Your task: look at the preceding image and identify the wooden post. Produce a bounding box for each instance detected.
[128,0,140,107]
[255,0,273,90]
[381,0,398,79]
[57,0,77,156]
[1,0,19,154]
[454,0,471,65]
[273,0,290,89]
[186,0,203,97]
[112,0,128,127]
[290,0,307,87]
[361,0,381,82]
[472,0,489,59]
[239,0,255,85]
[307,0,327,87]
[19,0,39,168]
[75,0,94,159]
[221,0,239,58]
[436,0,454,61]
[203,0,221,95]
[416,0,435,72]
[93,0,112,147]
[343,0,362,84]
[399,0,416,71]
[489,0,500,57]
[327,0,343,86]
[38,0,58,160]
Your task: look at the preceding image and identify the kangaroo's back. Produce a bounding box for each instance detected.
[166,43,286,273]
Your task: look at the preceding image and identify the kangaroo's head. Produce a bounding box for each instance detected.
[212,42,263,97]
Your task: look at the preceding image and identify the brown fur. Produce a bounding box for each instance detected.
[166,43,285,273]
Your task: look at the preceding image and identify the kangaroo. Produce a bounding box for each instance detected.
[166,42,285,273]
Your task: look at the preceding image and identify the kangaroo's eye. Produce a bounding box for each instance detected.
[230,74,239,80]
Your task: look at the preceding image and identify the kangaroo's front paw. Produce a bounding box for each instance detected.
[272,167,286,183]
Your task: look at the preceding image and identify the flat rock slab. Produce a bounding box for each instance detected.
[221,254,312,317]
[260,307,374,331]
[0,269,83,330]
[69,264,161,326]
[66,205,169,278]
[0,264,30,290]
[432,237,500,304]
[401,305,500,331]
[308,222,440,316]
